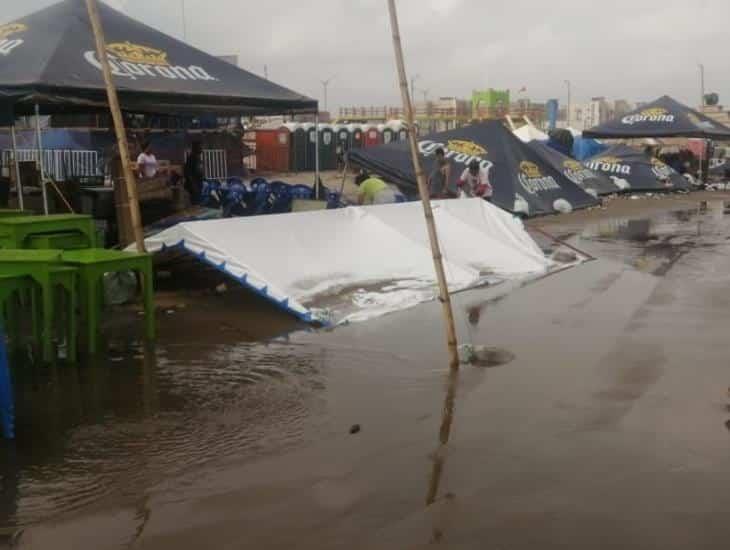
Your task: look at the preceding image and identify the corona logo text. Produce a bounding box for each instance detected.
[584,157,631,175]
[563,159,600,185]
[84,41,217,82]
[419,139,491,171]
[517,161,560,194]
[0,23,27,56]
[622,107,675,125]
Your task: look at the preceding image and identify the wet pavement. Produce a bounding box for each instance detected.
[3,194,730,549]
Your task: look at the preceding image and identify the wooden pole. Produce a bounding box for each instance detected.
[85,0,145,252]
[386,0,459,371]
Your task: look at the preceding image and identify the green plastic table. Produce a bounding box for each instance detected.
[0,250,78,363]
[0,273,39,349]
[26,232,91,251]
[61,249,155,354]
[0,214,96,250]
[0,210,31,219]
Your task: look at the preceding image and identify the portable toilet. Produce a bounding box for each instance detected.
[363,124,382,147]
[318,124,337,170]
[380,123,395,145]
[304,123,317,171]
[389,121,407,142]
[286,123,307,171]
[334,124,350,154]
[348,124,364,149]
[255,127,291,172]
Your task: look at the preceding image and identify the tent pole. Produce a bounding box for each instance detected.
[34,104,49,215]
[85,0,145,252]
[387,0,460,372]
[10,125,23,211]
[314,111,320,199]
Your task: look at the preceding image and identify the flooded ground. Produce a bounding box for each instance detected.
[3,192,730,549]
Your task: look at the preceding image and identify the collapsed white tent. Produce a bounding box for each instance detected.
[143,198,550,323]
[513,124,549,143]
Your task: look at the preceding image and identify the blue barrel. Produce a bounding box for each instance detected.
[0,324,15,440]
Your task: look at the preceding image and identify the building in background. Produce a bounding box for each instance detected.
[613,99,633,118]
[546,99,559,130]
[701,96,730,127]
[510,98,546,127]
[472,89,510,119]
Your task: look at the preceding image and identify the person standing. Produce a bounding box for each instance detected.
[428,147,452,199]
[136,142,158,180]
[184,141,205,205]
[458,159,493,200]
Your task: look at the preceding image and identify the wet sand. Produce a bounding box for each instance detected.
[4,192,730,549]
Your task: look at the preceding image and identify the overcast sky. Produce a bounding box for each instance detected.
[3,0,728,112]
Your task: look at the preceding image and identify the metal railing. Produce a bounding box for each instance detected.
[1,149,101,181]
[202,149,227,180]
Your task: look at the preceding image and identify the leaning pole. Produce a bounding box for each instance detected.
[86,0,145,252]
[386,0,460,371]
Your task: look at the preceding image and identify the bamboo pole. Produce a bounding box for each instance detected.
[386,0,459,371]
[85,0,145,252]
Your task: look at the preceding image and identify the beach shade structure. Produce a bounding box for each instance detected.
[527,140,621,197]
[285,123,308,172]
[513,124,548,143]
[0,0,317,117]
[348,124,364,149]
[139,198,550,324]
[363,125,382,147]
[583,96,730,140]
[317,125,336,170]
[348,120,600,217]
[583,144,691,192]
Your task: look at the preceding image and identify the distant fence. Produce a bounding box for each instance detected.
[5,147,228,181]
[1,149,101,181]
[202,149,227,180]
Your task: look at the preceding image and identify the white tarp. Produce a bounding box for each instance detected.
[142,199,549,323]
[513,124,549,143]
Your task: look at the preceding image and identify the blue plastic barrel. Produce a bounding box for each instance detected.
[0,325,15,440]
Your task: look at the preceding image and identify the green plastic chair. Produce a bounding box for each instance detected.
[0,273,40,350]
[61,249,155,355]
[0,250,78,363]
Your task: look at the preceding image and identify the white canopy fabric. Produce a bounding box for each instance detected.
[142,199,549,323]
[513,124,549,143]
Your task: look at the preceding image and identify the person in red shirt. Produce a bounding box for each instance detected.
[458,159,493,200]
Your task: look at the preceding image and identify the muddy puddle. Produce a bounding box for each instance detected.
[4,195,730,549]
[0,341,332,529]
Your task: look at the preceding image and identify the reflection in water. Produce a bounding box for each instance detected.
[425,367,460,506]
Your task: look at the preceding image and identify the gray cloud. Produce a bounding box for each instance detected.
[3,0,728,111]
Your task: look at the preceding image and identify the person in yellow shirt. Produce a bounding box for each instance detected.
[357,173,402,205]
